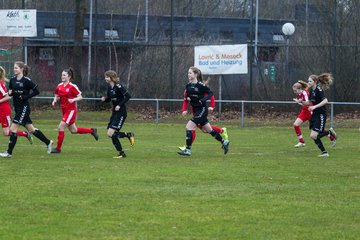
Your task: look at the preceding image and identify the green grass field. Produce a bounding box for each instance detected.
[0,112,359,239]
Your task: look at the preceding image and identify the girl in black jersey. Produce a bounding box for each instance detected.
[307,73,337,157]
[0,62,53,158]
[178,66,229,156]
[101,70,134,158]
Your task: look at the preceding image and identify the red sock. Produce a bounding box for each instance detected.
[76,127,92,134]
[56,131,65,150]
[212,125,223,134]
[16,131,27,137]
[294,126,304,143]
[192,130,196,143]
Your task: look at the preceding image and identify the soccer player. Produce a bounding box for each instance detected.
[178,66,229,156]
[101,70,134,158]
[292,80,312,147]
[50,68,98,153]
[306,73,337,157]
[178,88,229,151]
[0,62,53,158]
[0,66,33,143]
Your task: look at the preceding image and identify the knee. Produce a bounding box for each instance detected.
[310,133,317,140]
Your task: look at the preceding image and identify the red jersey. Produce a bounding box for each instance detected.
[54,82,81,110]
[0,81,11,113]
[181,90,215,112]
[296,89,311,112]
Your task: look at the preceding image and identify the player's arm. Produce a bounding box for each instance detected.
[181,90,188,115]
[309,98,328,111]
[0,94,10,103]
[21,83,39,101]
[117,86,131,107]
[68,93,83,103]
[52,94,60,107]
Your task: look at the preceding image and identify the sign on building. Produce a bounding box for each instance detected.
[194,44,248,75]
[0,9,37,37]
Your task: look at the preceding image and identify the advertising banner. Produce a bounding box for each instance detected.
[194,44,248,75]
[0,9,37,37]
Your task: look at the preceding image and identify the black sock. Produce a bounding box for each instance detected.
[186,130,192,148]
[210,130,223,142]
[314,138,326,152]
[118,132,127,138]
[111,133,122,152]
[7,132,18,155]
[33,129,50,145]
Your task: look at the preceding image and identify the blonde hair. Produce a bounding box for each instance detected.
[105,70,120,84]
[0,66,9,82]
[309,73,333,90]
[293,80,308,90]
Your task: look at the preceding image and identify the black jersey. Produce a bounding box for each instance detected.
[309,85,327,114]
[184,81,213,108]
[9,76,39,108]
[104,83,131,111]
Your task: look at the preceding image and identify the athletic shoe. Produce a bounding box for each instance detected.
[47,140,53,154]
[113,151,126,159]
[26,131,33,144]
[127,132,135,146]
[220,127,229,140]
[329,127,337,147]
[222,140,230,155]
[50,148,61,154]
[294,142,306,148]
[318,152,329,157]
[178,145,186,151]
[0,151,11,158]
[91,128,99,141]
[178,148,191,156]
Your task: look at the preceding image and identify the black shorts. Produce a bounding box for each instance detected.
[190,106,209,126]
[13,105,32,126]
[309,112,326,133]
[107,110,127,131]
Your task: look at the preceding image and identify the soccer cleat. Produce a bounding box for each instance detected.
[294,142,306,148]
[127,132,135,146]
[50,148,61,154]
[26,131,33,144]
[222,140,230,155]
[91,128,99,141]
[0,151,12,158]
[318,152,329,157]
[47,140,53,154]
[329,127,337,147]
[178,148,191,156]
[178,145,186,151]
[220,127,229,140]
[113,151,126,159]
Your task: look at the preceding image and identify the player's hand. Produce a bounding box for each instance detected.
[293,98,298,103]
[186,97,191,101]
[101,96,106,102]
[208,107,214,112]
[115,105,121,111]
[182,111,187,116]
[51,100,56,108]
[308,106,316,111]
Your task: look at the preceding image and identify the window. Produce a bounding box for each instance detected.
[44,27,59,38]
[105,29,119,39]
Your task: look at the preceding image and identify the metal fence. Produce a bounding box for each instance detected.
[34,96,360,128]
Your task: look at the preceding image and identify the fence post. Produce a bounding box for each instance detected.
[330,102,334,128]
[241,101,245,128]
[155,99,159,126]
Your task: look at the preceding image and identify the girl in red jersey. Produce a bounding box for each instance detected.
[292,81,312,147]
[50,68,98,153]
[0,66,33,143]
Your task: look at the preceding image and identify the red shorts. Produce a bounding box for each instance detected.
[297,109,312,122]
[0,111,11,128]
[62,108,77,126]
